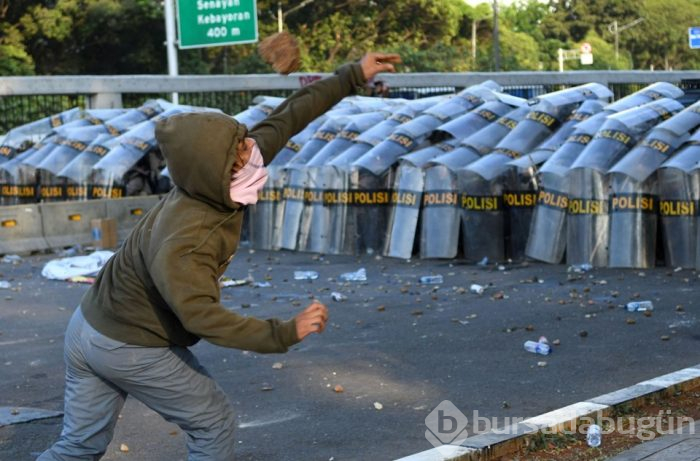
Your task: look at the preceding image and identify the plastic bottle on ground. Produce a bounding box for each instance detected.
[586,424,602,447]
[523,340,551,355]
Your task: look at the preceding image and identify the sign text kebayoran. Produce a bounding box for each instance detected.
[177,0,258,49]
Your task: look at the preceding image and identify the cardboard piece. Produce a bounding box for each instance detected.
[91,218,117,249]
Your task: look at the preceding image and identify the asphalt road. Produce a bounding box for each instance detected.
[1,246,699,461]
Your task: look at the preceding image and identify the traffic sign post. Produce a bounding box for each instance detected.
[176,0,258,49]
[690,27,700,49]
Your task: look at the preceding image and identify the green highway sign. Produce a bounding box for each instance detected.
[176,0,258,49]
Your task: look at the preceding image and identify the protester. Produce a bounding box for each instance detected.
[37,51,400,461]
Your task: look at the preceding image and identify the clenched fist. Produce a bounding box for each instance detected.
[295,301,329,340]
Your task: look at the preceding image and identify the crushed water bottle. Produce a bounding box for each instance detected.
[586,424,601,447]
[419,275,443,284]
[523,340,551,355]
[331,292,347,302]
[339,268,367,282]
[567,263,593,273]
[625,301,654,312]
[294,271,319,281]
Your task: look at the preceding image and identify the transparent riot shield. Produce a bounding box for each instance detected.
[11,135,65,202]
[234,96,285,128]
[324,99,440,255]
[57,134,119,202]
[248,165,286,250]
[420,107,531,259]
[525,114,608,263]
[433,99,524,142]
[605,82,684,113]
[0,148,43,205]
[567,98,685,266]
[299,112,391,253]
[504,100,607,260]
[352,167,393,255]
[383,139,460,259]
[92,107,193,199]
[276,116,352,250]
[276,166,308,250]
[1,108,82,166]
[608,102,700,268]
[307,112,389,168]
[352,83,500,176]
[37,125,107,202]
[658,130,700,268]
[459,88,594,262]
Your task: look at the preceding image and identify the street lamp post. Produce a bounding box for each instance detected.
[608,17,645,66]
[492,0,500,71]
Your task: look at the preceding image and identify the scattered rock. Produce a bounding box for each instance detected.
[120,444,129,453]
[272,362,284,370]
[334,385,344,393]
[373,402,383,410]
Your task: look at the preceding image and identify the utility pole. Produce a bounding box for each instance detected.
[492,0,500,71]
[164,0,179,104]
[277,0,315,33]
[608,17,644,66]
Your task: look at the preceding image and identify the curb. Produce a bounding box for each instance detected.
[395,363,700,461]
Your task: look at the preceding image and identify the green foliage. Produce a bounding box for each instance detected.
[0,0,698,76]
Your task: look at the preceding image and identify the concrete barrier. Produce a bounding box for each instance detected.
[39,200,108,249]
[0,204,47,254]
[105,195,160,241]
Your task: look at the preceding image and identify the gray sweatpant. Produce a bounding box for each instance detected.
[37,307,236,461]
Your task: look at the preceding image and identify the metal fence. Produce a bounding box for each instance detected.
[1,71,699,134]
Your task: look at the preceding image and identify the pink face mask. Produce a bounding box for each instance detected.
[229,141,268,205]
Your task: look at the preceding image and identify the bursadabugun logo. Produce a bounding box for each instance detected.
[424,400,470,449]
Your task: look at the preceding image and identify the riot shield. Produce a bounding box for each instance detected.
[0,108,81,165]
[249,164,287,250]
[567,98,685,266]
[608,102,700,268]
[605,82,684,113]
[37,125,108,202]
[503,100,607,260]
[299,112,391,253]
[269,118,326,166]
[352,82,500,176]
[524,114,608,263]
[276,166,308,250]
[234,96,285,128]
[57,134,119,202]
[92,107,193,199]
[419,107,531,259]
[384,139,461,259]
[0,148,44,205]
[433,99,525,142]
[657,129,700,268]
[459,86,597,263]
[323,99,441,255]
[276,116,353,250]
[52,109,127,136]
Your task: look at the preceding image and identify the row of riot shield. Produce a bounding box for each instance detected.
[526,83,700,269]
[245,79,700,269]
[0,99,239,205]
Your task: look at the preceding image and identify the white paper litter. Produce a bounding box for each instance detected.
[41,251,115,281]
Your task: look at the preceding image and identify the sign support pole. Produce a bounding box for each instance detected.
[164,0,179,104]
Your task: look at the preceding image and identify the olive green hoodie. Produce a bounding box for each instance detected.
[81,63,366,353]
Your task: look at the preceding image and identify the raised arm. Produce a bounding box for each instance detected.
[249,52,401,164]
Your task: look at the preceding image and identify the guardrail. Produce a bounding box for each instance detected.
[2,71,699,132]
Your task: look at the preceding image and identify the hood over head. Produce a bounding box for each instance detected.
[156,112,246,210]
